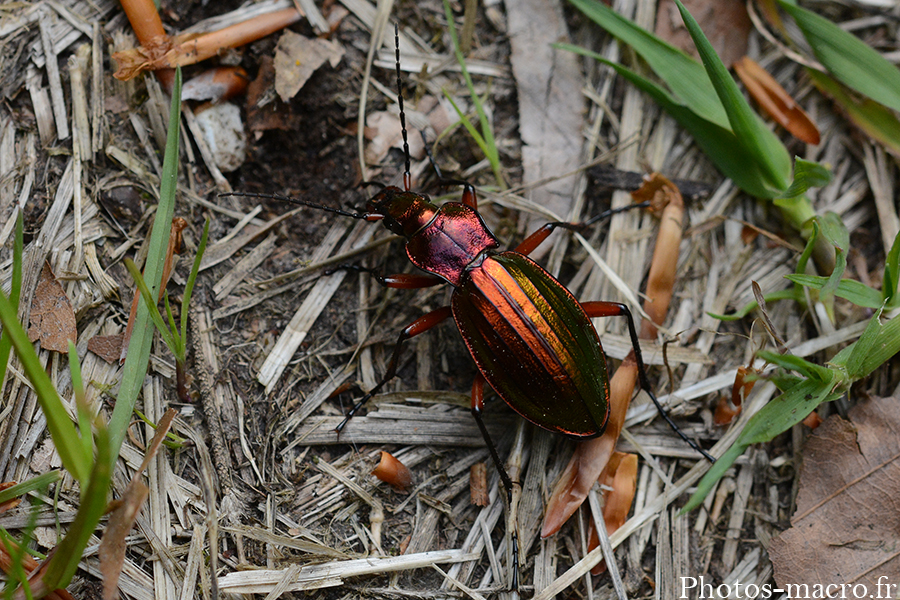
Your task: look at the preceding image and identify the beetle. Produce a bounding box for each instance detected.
[229,24,713,588]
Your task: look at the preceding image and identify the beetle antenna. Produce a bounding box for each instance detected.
[220,192,370,220]
[394,23,411,191]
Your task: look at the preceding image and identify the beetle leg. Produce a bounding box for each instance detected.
[324,264,444,289]
[581,301,715,462]
[335,306,453,432]
[470,373,521,592]
[513,201,653,256]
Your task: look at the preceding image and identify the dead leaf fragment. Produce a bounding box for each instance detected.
[769,396,900,588]
[589,452,638,575]
[274,31,344,103]
[88,334,125,364]
[733,56,820,145]
[655,0,750,66]
[182,66,249,102]
[27,262,77,353]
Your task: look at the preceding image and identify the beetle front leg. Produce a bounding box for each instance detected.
[581,301,715,462]
[335,306,453,432]
[513,201,652,256]
[470,374,521,592]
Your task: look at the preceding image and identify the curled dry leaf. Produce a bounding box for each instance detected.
[372,451,412,492]
[769,397,900,588]
[182,66,249,102]
[27,262,77,353]
[273,31,344,103]
[734,56,821,145]
[113,8,302,81]
[470,462,490,507]
[589,452,639,575]
[632,174,684,338]
[714,364,757,425]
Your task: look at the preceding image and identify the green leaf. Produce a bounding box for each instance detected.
[567,0,729,129]
[0,472,61,506]
[109,68,183,461]
[884,230,900,305]
[808,69,900,156]
[41,424,111,590]
[785,274,884,308]
[68,341,93,475]
[0,292,90,483]
[684,376,843,511]
[560,44,788,199]
[757,350,834,382]
[672,0,791,195]
[781,158,833,199]
[123,259,178,353]
[846,311,900,380]
[779,0,900,113]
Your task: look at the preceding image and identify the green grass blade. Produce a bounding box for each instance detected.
[123,259,177,352]
[846,311,900,380]
[780,0,900,113]
[68,341,93,474]
[0,472,61,506]
[0,291,90,482]
[180,219,210,345]
[672,0,791,195]
[560,44,788,199]
[781,158,832,199]
[808,69,900,156]
[41,424,112,590]
[884,231,900,305]
[707,288,802,321]
[567,0,728,129]
[109,67,183,460]
[0,212,23,396]
[684,376,843,511]
[784,275,883,308]
[443,0,503,188]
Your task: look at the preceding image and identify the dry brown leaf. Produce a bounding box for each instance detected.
[0,482,19,514]
[733,56,821,145]
[769,396,900,588]
[589,452,638,575]
[87,334,125,364]
[655,0,751,66]
[273,31,344,103]
[99,409,176,600]
[27,262,77,353]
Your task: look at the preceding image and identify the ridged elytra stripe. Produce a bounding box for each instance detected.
[452,252,610,437]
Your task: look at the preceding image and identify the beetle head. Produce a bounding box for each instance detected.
[367,186,438,237]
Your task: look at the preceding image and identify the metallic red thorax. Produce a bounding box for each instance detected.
[368,187,499,286]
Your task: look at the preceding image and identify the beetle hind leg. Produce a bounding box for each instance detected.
[471,374,522,592]
[581,301,715,462]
